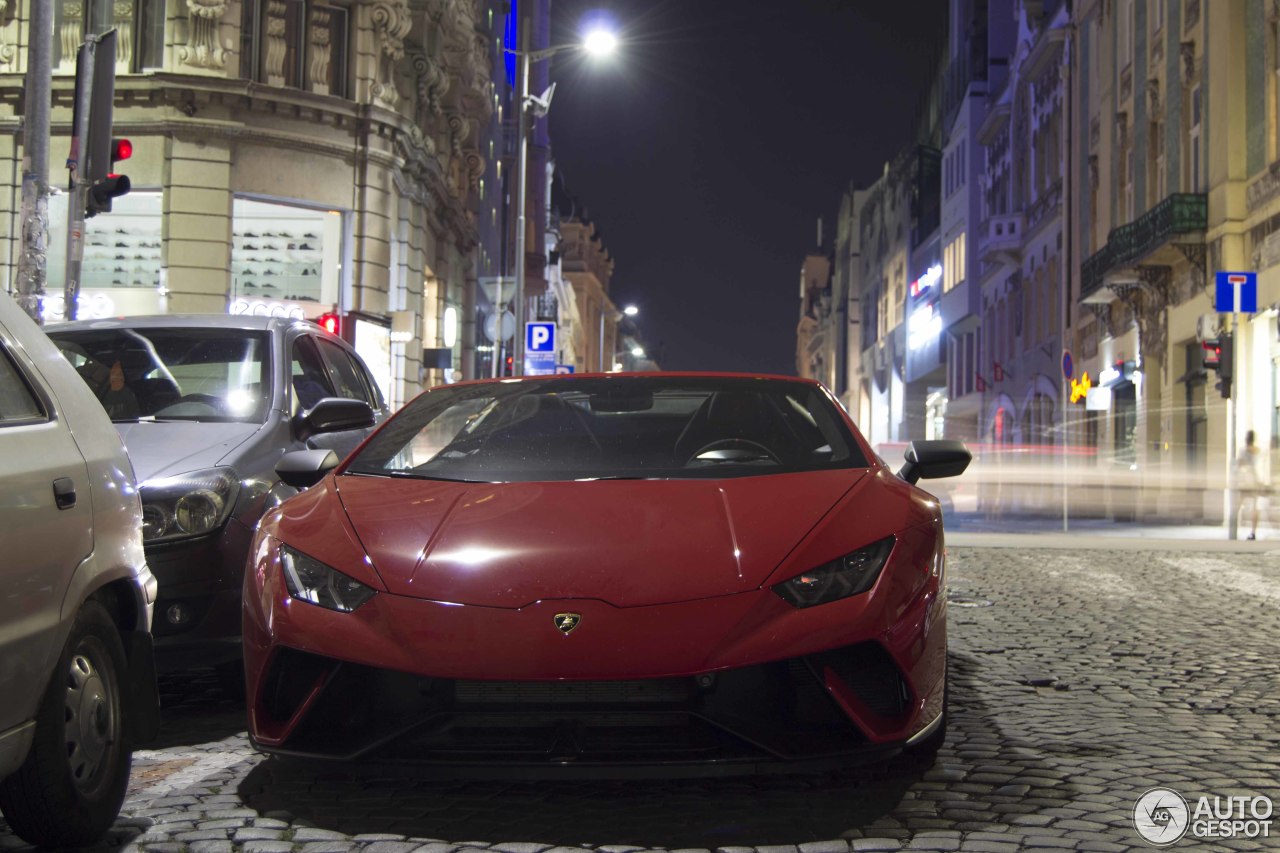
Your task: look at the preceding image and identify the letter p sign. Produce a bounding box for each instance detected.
[527,322,556,353]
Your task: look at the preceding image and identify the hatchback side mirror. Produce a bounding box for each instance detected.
[898,440,972,485]
[276,449,341,489]
[293,397,374,443]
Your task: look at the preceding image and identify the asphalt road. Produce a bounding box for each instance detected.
[3,541,1278,852]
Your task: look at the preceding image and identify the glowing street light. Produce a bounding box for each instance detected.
[623,304,639,317]
[507,21,620,376]
[583,28,619,57]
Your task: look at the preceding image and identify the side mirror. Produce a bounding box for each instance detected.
[898,440,972,485]
[276,449,341,489]
[293,397,374,443]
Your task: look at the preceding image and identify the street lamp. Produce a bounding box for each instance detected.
[508,23,618,376]
[599,304,636,372]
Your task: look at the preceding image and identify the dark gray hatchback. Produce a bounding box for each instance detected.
[47,314,388,681]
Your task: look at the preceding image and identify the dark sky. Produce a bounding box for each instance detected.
[547,0,949,375]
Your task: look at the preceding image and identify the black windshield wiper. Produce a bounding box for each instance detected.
[346,470,485,484]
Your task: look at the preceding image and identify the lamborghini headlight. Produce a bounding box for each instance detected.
[773,536,896,608]
[139,468,240,544]
[280,545,376,612]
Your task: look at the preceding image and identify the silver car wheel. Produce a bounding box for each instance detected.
[64,644,117,791]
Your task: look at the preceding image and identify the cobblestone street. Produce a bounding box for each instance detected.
[3,540,1278,852]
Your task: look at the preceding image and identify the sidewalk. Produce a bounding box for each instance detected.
[945,512,1280,552]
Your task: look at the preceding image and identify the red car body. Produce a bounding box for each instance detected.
[243,373,956,774]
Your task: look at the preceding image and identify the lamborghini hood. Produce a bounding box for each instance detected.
[333,470,865,608]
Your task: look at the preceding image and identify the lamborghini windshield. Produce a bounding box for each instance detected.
[345,376,869,482]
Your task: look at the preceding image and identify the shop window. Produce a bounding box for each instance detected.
[230,197,344,321]
[241,0,351,97]
[53,0,166,73]
[44,191,165,322]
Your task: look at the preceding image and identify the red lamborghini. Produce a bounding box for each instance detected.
[243,374,970,773]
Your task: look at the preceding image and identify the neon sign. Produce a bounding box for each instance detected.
[1070,371,1093,404]
[910,263,943,298]
[908,302,942,350]
[229,298,306,320]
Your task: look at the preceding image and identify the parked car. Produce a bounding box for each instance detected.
[0,292,159,847]
[244,373,969,773]
[46,315,387,686]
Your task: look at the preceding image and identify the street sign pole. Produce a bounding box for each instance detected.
[63,40,94,322]
[14,0,53,323]
[1227,310,1239,541]
[63,31,116,321]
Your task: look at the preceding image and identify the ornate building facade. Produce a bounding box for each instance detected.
[0,0,497,406]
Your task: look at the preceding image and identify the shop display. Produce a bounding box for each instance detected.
[231,228,327,302]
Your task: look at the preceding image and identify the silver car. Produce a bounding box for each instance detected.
[0,292,159,847]
[46,314,387,685]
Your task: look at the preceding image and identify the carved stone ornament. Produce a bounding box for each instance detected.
[1116,112,1129,149]
[114,1,134,67]
[1146,78,1160,116]
[1180,41,1196,86]
[370,0,413,107]
[58,1,84,73]
[308,5,333,94]
[0,0,14,65]
[263,0,287,85]
[179,0,229,69]
[410,48,450,117]
[1088,155,1100,190]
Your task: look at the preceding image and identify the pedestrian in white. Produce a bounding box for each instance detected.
[1235,430,1263,540]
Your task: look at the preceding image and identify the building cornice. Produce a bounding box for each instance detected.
[0,71,479,249]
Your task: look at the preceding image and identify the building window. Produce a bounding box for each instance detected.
[53,0,166,73]
[241,0,351,97]
[943,234,966,293]
[1189,85,1202,191]
[964,332,975,396]
[1124,144,1135,221]
[1120,0,1134,71]
[1152,0,1165,35]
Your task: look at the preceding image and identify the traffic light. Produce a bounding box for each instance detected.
[1203,335,1233,398]
[504,355,514,376]
[1201,338,1221,371]
[85,138,131,217]
[1216,333,1233,399]
[316,312,342,337]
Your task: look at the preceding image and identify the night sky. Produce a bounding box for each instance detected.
[548,0,949,376]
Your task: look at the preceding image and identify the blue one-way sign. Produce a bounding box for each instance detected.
[1215,271,1258,314]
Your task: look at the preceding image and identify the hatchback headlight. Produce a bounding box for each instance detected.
[140,468,240,544]
[773,536,896,608]
[280,545,376,612]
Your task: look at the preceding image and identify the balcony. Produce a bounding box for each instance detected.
[977,213,1025,265]
[1080,193,1207,302]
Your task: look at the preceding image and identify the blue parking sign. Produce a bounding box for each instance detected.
[526,322,556,353]
[1215,272,1258,314]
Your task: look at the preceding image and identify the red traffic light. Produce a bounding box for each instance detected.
[1201,339,1221,368]
[111,138,132,162]
[317,313,341,336]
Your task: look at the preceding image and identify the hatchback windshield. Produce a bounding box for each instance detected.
[49,327,273,424]
[345,376,869,482]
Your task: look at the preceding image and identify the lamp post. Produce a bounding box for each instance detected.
[509,25,617,376]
